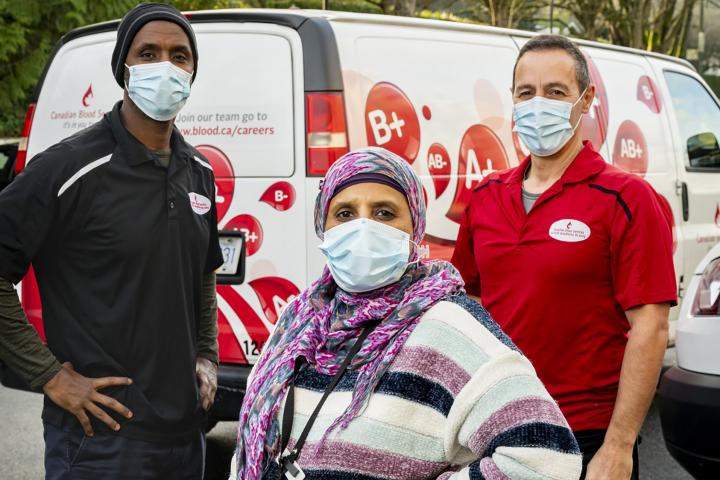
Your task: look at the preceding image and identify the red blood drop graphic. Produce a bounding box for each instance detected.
[637,75,662,113]
[259,181,296,212]
[422,105,432,120]
[580,53,609,150]
[365,82,420,163]
[195,145,234,221]
[613,120,648,177]
[446,125,509,223]
[224,214,264,256]
[82,84,93,108]
[426,143,451,198]
[248,277,301,325]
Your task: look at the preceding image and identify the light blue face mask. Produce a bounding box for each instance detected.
[512,89,586,157]
[319,218,416,293]
[125,61,192,121]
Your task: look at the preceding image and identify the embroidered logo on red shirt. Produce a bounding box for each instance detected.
[549,219,591,242]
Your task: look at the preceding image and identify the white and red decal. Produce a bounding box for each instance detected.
[613,120,648,177]
[637,75,662,114]
[427,143,451,198]
[259,181,296,212]
[580,53,609,150]
[195,144,234,221]
[225,214,263,256]
[446,125,509,223]
[365,82,421,163]
[248,277,300,325]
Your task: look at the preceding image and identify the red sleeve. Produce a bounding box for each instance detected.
[610,179,677,311]
[451,199,481,297]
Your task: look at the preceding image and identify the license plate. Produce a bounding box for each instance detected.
[218,235,243,275]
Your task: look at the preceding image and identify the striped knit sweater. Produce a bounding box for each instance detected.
[230,295,582,479]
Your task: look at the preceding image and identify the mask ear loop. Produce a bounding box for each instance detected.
[569,86,589,133]
[407,238,424,265]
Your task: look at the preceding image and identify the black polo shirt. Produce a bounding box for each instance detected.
[0,101,223,443]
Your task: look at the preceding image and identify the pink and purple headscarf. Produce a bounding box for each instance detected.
[233,147,464,479]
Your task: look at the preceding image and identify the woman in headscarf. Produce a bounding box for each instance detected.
[229,147,581,480]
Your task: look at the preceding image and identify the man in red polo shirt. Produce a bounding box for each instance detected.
[451,35,676,480]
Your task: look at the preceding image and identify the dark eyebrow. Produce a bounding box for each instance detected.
[544,81,571,91]
[330,200,356,212]
[134,42,159,52]
[515,83,535,92]
[371,200,400,210]
[134,42,191,55]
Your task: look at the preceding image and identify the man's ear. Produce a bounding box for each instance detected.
[582,85,596,114]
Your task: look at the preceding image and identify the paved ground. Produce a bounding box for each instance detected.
[0,384,693,480]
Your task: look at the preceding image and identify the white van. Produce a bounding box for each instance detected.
[4,9,720,425]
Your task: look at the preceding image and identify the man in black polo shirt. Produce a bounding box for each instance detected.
[0,4,223,478]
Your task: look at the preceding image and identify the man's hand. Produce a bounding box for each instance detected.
[585,440,634,480]
[196,357,217,411]
[42,362,133,436]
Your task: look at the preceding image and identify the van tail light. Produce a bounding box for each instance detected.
[15,103,36,174]
[306,92,348,176]
[692,258,720,316]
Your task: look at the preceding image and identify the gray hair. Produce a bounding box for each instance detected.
[513,35,590,92]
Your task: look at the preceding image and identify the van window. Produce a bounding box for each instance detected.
[176,31,295,178]
[664,71,720,171]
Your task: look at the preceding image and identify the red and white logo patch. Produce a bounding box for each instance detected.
[189,192,211,215]
[549,219,591,242]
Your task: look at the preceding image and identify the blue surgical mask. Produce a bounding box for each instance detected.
[125,61,192,121]
[512,89,586,157]
[319,218,415,293]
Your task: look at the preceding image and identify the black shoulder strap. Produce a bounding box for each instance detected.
[279,320,380,468]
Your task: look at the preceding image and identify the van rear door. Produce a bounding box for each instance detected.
[180,22,306,365]
[23,20,307,367]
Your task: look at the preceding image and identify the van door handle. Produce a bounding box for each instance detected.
[681,181,689,222]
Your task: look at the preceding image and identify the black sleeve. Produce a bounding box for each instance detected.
[205,180,224,274]
[0,154,60,284]
[197,272,219,364]
[0,277,61,390]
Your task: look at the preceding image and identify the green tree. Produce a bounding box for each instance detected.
[0,0,245,137]
[449,0,546,28]
[558,0,605,40]
[0,0,138,137]
[561,0,698,56]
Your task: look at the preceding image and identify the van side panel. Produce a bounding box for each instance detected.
[649,57,720,303]
[580,46,683,325]
[331,22,520,271]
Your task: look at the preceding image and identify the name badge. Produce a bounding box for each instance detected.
[548,219,591,242]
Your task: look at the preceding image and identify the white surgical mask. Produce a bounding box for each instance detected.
[125,61,192,121]
[319,218,415,293]
[512,89,586,157]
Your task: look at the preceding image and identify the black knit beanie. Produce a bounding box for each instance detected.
[111,2,198,88]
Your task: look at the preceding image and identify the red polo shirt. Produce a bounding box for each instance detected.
[451,142,676,431]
